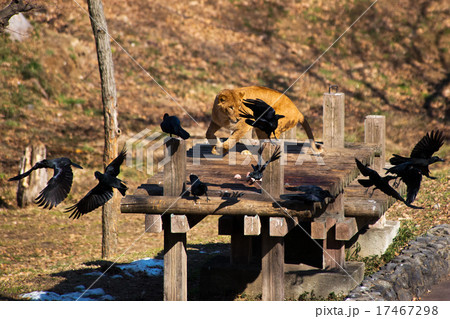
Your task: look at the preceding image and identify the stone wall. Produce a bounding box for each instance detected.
[346,224,449,301]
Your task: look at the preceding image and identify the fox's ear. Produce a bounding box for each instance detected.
[239,92,245,99]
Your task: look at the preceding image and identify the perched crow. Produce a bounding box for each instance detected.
[189,174,209,201]
[283,185,334,203]
[160,113,190,140]
[386,163,422,205]
[65,148,128,219]
[9,157,83,209]
[247,144,281,185]
[239,98,285,140]
[355,158,405,202]
[389,130,444,179]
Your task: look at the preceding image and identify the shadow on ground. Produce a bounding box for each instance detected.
[34,242,261,301]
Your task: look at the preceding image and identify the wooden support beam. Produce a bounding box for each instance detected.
[163,137,186,197]
[218,215,233,235]
[163,215,187,301]
[365,115,386,172]
[133,188,163,233]
[162,137,187,301]
[244,215,261,236]
[171,214,190,233]
[145,214,163,233]
[323,88,345,149]
[335,217,358,241]
[311,218,327,240]
[231,216,253,264]
[121,195,315,218]
[322,192,346,270]
[261,142,284,200]
[261,216,284,301]
[269,217,294,237]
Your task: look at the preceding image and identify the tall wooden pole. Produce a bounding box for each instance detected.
[87,0,120,259]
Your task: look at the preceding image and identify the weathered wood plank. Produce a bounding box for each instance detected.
[171,214,190,233]
[365,115,386,172]
[145,214,163,233]
[164,137,186,197]
[244,215,261,236]
[261,142,284,200]
[269,217,295,237]
[335,217,358,241]
[323,91,345,149]
[121,195,315,217]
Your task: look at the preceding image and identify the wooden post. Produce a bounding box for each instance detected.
[87,0,121,259]
[231,216,253,264]
[365,115,386,172]
[162,137,187,301]
[261,216,284,301]
[323,86,345,149]
[16,143,47,207]
[261,142,284,200]
[259,142,285,300]
[163,214,187,301]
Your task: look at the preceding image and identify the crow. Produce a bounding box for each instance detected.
[239,98,285,140]
[283,185,334,203]
[160,113,190,140]
[386,163,422,205]
[389,130,444,179]
[189,174,209,201]
[65,148,128,219]
[9,157,83,209]
[355,158,405,202]
[247,144,281,185]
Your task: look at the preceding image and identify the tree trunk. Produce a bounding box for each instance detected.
[87,0,120,259]
[16,143,47,207]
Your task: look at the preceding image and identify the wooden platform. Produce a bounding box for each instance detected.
[122,142,378,218]
[120,96,398,301]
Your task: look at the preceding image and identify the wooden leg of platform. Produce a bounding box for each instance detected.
[231,216,252,264]
[323,192,345,270]
[261,217,284,301]
[163,215,187,301]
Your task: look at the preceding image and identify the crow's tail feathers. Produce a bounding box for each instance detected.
[178,127,190,140]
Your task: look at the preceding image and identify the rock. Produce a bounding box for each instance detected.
[6,13,33,42]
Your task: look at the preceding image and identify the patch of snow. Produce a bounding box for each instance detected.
[21,288,114,301]
[117,258,164,277]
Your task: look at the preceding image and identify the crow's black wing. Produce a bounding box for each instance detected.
[105,148,127,177]
[242,99,274,119]
[239,107,255,120]
[8,161,47,181]
[65,183,113,219]
[410,130,444,159]
[358,179,374,188]
[35,165,73,209]
[355,158,373,177]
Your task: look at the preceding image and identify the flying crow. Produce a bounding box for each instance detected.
[9,157,83,209]
[65,148,128,219]
[239,98,285,140]
[389,130,444,179]
[247,144,281,185]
